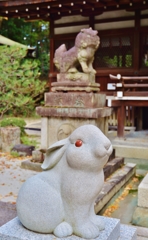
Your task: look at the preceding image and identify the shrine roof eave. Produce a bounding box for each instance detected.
[0,0,148,21]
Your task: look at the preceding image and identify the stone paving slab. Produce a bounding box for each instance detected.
[0,156,37,203]
[0,202,16,227]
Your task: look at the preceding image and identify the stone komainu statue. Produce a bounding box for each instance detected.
[53,28,100,74]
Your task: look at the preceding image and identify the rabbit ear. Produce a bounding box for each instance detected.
[41,137,69,170]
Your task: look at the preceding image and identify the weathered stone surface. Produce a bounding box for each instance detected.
[51,85,100,92]
[39,116,109,149]
[56,72,96,83]
[53,28,100,78]
[36,110,112,149]
[52,81,99,86]
[113,144,148,160]
[32,149,44,163]
[103,157,124,180]
[12,144,35,156]
[95,163,136,213]
[108,149,115,161]
[0,202,17,227]
[132,206,148,228]
[16,125,112,239]
[0,217,137,240]
[1,127,20,152]
[21,159,42,172]
[0,217,121,240]
[51,81,100,92]
[45,92,105,108]
[120,224,137,240]
[138,173,148,208]
[36,106,112,119]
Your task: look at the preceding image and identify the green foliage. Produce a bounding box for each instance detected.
[102,54,132,67]
[129,189,138,193]
[21,135,39,148]
[10,150,20,158]
[0,117,26,136]
[0,45,46,118]
[0,18,50,77]
[135,174,144,180]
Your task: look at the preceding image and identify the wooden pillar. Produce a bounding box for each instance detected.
[49,19,54,91]
[137,107,143,130]
[133,10,140,72]
[89,15,94,29]
[117,104,125,138]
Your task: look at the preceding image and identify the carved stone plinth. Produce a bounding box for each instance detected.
[51,81,100,92]
[36,105,112,149]
[45,92,105,108]
[56,72,96,83]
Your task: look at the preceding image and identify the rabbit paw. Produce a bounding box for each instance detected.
[91,216,105,231]
[54,221,73,237]
[75,222,100,239]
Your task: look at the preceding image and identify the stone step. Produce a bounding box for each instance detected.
[120,224,137,240]
[21,156,124,175]
[104,157,124,180]
[95,163,136,213]
[132,173,148,228]
[0,216,137,240]
[112,142,148,160]
[108,148,115,161]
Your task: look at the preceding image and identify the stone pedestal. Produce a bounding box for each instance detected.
[45,92,105,108]
[0,127,20,152]
[0,216,137,240]
[132,173,148,227]
[138,173,148,208]
[36,92,112,149]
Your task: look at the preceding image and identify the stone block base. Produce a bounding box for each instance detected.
[132,206,148,228]
[138,173,148,208]
[36,106,112,149]
[38,116,109,149]
[0,127,20,152]
[132,173,148,228]
[0,216,137,240]
[45,92,106,108]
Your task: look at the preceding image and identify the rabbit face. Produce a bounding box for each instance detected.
[66,125,112,171]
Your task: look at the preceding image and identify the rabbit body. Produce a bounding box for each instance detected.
[16,125,112,239]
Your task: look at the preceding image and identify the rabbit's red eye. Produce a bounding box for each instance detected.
[75,140,83,147]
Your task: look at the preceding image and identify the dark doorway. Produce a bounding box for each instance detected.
[143,107,148,129]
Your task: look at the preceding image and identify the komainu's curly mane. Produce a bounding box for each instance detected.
[53,28,100,74]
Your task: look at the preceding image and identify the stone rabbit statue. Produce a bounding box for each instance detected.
[17,125,112,239]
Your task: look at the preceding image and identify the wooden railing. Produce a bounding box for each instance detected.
[109,74,148,97]
[107,74,148,137]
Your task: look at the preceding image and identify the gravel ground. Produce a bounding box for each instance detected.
[0,153,37,226]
